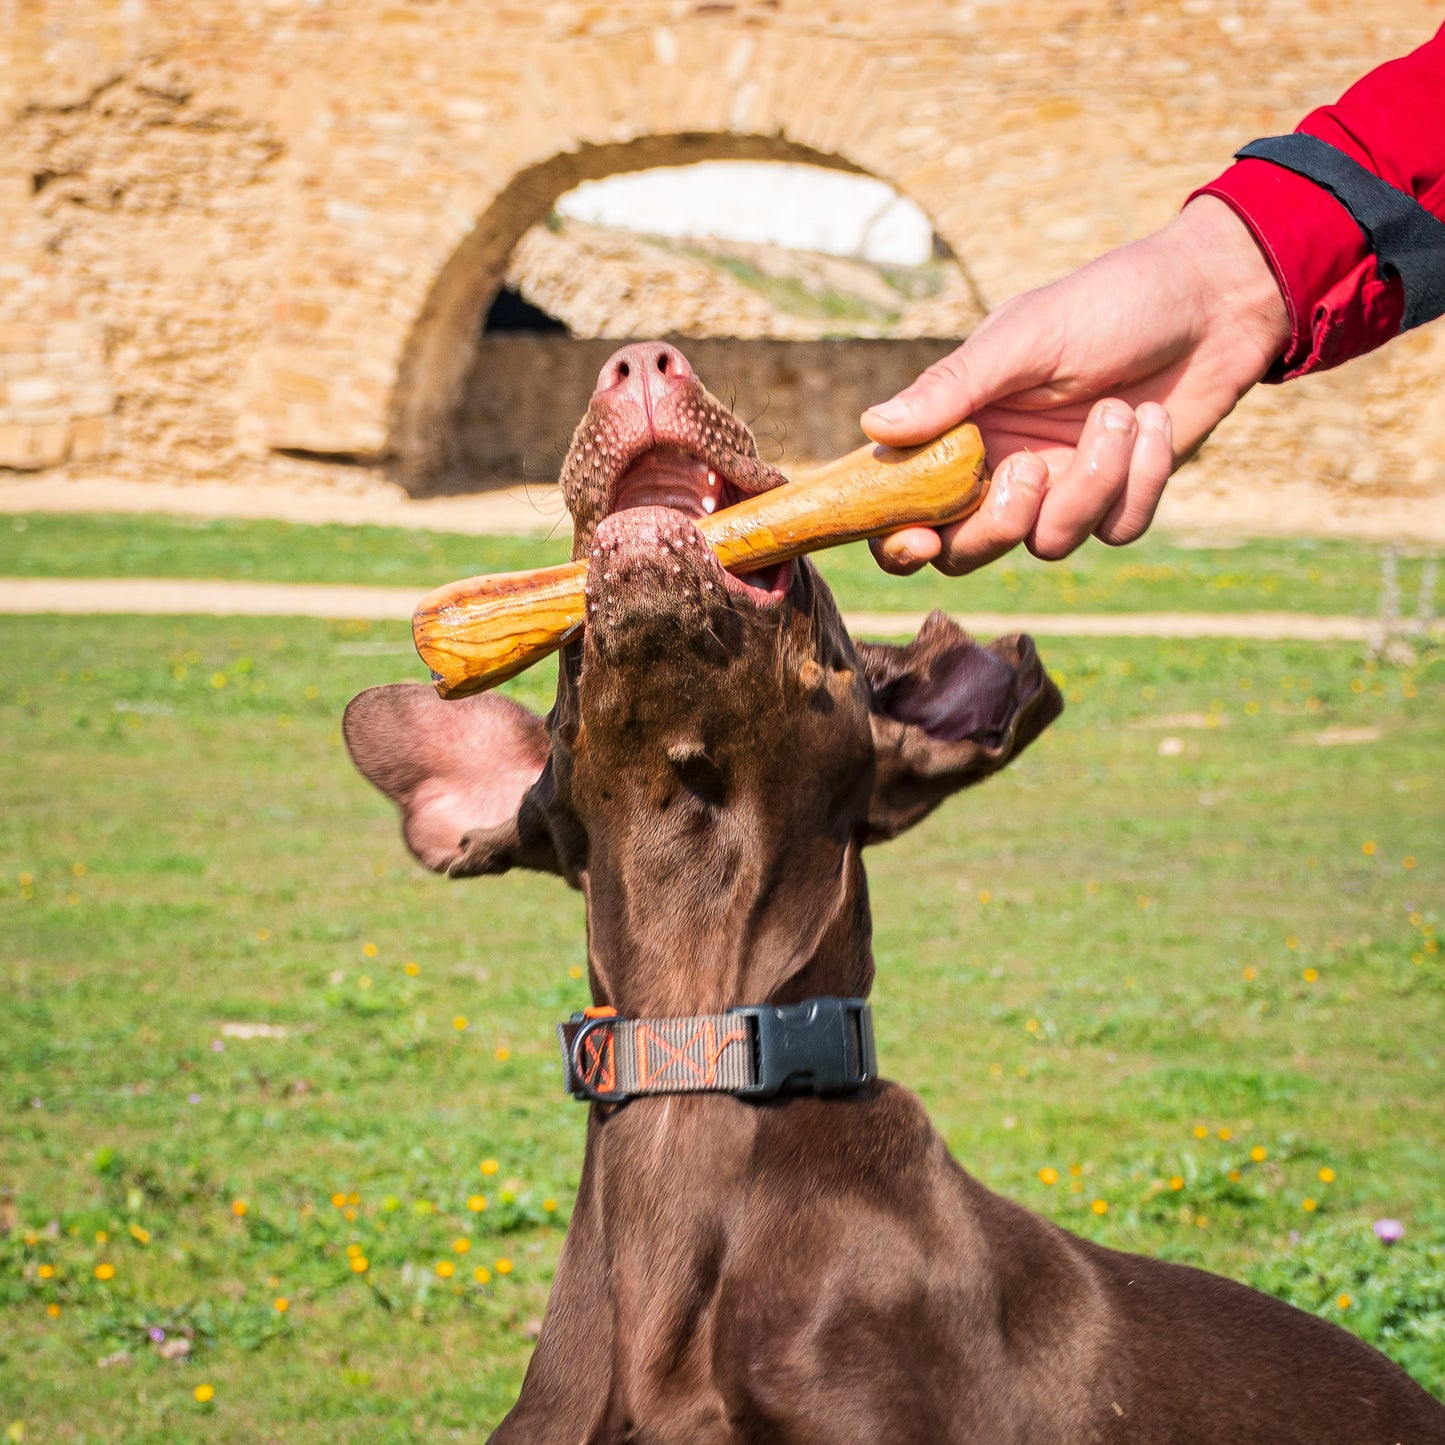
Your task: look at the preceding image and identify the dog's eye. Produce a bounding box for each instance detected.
[667,741,727,807]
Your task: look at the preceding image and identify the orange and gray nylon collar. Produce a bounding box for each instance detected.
[558,997,876,1103]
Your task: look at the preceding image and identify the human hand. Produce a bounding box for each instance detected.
[861,196,1291,574]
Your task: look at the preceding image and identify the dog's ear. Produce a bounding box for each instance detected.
[343,683,564,877]
[856,612,1063,843]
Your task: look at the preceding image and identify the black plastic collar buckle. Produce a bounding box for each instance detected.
[732,997,877,1098]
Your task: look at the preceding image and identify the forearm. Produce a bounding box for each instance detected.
[1191,20,1445,380]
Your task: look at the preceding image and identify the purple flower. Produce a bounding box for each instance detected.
[1373,1218,1405,1244]
[148,1326,166,1343]
[1288,1230,1301,1245]
[188,1093,202,1105]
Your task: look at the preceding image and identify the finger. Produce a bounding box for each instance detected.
[870,527,942,575]
[860,306,1053,448]
[1027,400,1136,561]
[1096,402,1174,546]
[930,451,1050,577]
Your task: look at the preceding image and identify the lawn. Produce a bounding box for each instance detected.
[1,525,1442,1441]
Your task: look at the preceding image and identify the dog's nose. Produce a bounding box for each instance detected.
[592,342,696,413]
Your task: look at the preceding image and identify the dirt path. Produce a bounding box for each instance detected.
[5,576,1439,644]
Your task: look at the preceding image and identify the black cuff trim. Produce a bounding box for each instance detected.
[1236,134,1445,331]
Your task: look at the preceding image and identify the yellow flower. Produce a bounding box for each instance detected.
[453,1238,471,1254]
[435,1260,455,1279]
[1250,1146,1267,1163]
[1068,1163,1083,1178]
[1136,895,1150,909]
[71,861,87,878]
[193,1384,215,1403]
[1196,1216,1209,1229]
[1091,1200,1108,1216]
[1038,1167,1059,1186]
[1169,1176,1184,1191]
[274,1297,290,1313]
[362,941,378,957]
[452,1016,468,1032]
[543,1198,558,1213]
[467,1195,487,1212]
[343,1208,357,1222]
[1361,841,1376,856]
[978,889,992,905]
[495,1258,514,1274]
[1192,1125,1208,1140]
[1302,968,1319,983]
[480,1159,499,1176]
[347,1192,360,1206]
[231,1200,248,1218]
[1302,1198,1317,1213]
[46,1302,61,1319]
[256,927,270,941]
[349,1256,369,1274]
[129,1224,150,1244]
[346,1243,362,1258]
[568,965,584,980]
[1337,1294,1352,1310]
[95,1231,108,1244]
[404,961,420,977]
[210,672,227,690]
[494,1047,510,1062]
[1227,1170,1241,1183]
[1025,1018,1040,1034]
[1285,935,1299,950]
[37,1265,54,1280]
[94,1263,115,1281]
[1217,1127,1232,1141]
[1411,912,1425,927]
[1318,1167,1336,1183]
[473,1266,492,1284]
[1242,966,1258,981]
[330,1192,347,1209]
[1403,856,1417,870]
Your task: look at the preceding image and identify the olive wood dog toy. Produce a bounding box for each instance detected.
[413,422,989,698]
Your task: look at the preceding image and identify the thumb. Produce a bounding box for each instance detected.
[861,308,1049,447]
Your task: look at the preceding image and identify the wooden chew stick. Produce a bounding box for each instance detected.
[414,421,989,698]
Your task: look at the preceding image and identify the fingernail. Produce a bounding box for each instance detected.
[865,400,908,425]
[1139,403,1171,434]
[1101,403,1136,434]
[993,452,1047,508]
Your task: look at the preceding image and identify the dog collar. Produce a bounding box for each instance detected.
[558,997,876,1104]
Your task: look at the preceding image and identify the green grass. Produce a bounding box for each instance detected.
[3,511,1437,618]
[1,577,1442,1438]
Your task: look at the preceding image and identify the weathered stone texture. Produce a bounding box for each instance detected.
[1,0,1442,497]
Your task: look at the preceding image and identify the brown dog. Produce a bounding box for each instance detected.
[345,342,1444,1443]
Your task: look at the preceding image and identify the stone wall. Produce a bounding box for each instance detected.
[456,336,958,484]
[1,0,1442,499]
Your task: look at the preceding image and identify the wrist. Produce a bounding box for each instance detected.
[1173,195,1291,377]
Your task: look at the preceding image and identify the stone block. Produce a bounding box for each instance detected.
[69,413,113,461]
[7,375,60,408]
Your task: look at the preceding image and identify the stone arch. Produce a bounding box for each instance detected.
[388,133,877,491]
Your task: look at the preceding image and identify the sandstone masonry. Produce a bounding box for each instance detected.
[2,0,1442,499]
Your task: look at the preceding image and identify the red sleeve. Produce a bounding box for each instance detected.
[1189,21,1445,381]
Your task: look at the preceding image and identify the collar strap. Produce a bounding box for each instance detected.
[558,997,876,1103]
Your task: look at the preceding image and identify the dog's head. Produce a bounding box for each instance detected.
[345,343,1061,1011]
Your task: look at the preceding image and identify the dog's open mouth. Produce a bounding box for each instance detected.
[611,445,793,603]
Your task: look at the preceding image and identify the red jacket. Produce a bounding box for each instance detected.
[1193,19,1445,380]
